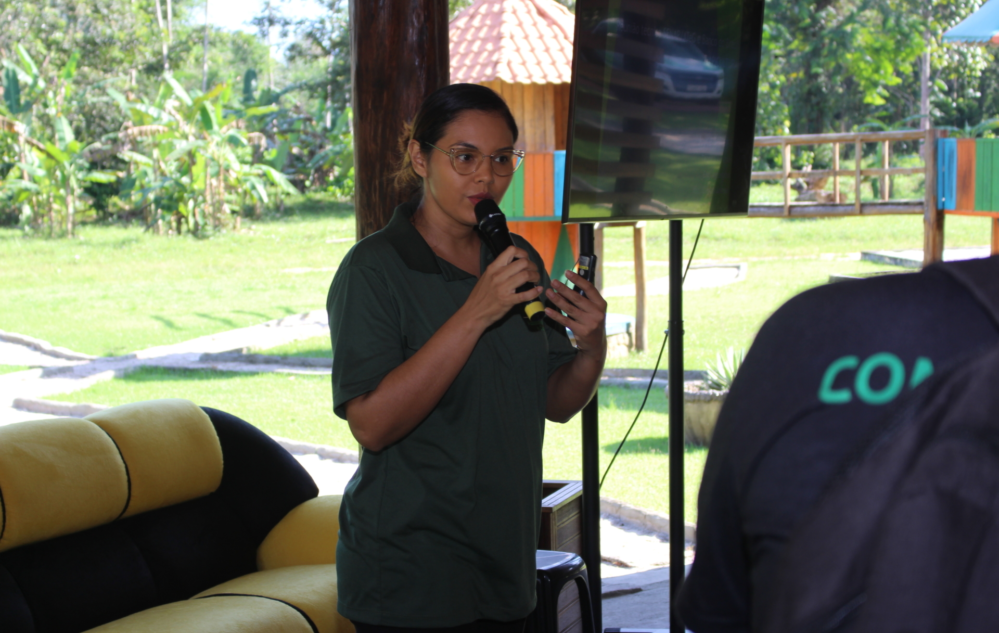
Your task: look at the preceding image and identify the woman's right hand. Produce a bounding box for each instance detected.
[462,245,544,327]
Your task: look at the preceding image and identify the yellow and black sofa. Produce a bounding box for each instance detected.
[0,398,352,633]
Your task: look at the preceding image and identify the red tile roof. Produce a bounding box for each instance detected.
[450,0,575,85]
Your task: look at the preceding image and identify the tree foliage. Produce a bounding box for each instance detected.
[758,0,998,137]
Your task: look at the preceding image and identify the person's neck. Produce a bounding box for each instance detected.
[412,204,481,276]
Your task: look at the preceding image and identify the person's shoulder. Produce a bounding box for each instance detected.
[768,269,951,325]
[338,228,398,269]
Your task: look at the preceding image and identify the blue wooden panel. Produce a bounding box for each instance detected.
[554,150,566,218]
[938,138,957,210]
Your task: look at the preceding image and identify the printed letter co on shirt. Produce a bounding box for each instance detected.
[818,353,935,405]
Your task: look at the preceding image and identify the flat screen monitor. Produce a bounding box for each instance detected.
[562,0,765,223]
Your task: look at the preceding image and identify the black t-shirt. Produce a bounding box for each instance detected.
[677,260,999,633]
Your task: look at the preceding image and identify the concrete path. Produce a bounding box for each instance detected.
[0,316,681,629]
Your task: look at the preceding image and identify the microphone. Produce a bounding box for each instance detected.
[474,199,546,324]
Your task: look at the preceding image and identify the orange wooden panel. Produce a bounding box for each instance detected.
[956,139,977,212]
[523,154,537,217]
[534,156,545,217]
[523,153,555,218]
[509,220,562,273]
[533,155,545,217]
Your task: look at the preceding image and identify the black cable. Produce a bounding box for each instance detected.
[599,219,705,490]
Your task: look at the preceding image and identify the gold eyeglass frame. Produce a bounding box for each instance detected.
[427,143,526,177]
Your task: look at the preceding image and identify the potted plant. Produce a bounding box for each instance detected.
[682,347,744,446]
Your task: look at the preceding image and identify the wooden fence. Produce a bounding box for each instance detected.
[749,128,943,265]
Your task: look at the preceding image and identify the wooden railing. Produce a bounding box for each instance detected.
[749,128,936,219]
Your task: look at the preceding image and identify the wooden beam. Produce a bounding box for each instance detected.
[854,139,862,215]
[350,0,449,239]
[923,128,943,265]
[755,129,927,146]
[634,222,647,352]
[749,201,924,218]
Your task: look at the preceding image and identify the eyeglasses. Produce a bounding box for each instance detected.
[427,143,526,177]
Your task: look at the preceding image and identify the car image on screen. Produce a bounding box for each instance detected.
[587,19,724,102]
[655,34,723,101]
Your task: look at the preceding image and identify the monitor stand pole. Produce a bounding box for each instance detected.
[669,219,686,631]
[579,222,602,632]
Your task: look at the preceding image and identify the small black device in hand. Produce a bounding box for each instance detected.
[474,199,546,324]
[573,254,597,297]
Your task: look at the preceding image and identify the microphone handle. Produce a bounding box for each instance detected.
[479,225,545,323]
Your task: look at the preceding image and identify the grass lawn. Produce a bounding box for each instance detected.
[0,365,29,375]
[6,191,996,523]
[0,194,355,357]
[2,193,991,360]
[47,368,698,520]
[256,336,331,358]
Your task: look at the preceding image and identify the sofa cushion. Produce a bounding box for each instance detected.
[195,564,351,633]
[0,522,159,632]
[204,407,320,545]
[82,594,316,633]
[86,399,223,518]
[258,495,341,571]
[0,406,320,633]
[0,418,128,553]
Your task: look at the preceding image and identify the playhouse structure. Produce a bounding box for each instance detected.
[450,0,579,278]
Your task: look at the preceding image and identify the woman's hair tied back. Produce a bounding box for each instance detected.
[394,83,519,198]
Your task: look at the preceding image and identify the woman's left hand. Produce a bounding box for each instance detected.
[544,270,607,357]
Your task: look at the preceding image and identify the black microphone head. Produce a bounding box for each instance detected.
[474,198,503,225]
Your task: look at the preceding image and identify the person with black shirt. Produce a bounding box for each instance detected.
[676,258,999,632]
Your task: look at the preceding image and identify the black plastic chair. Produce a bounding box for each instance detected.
[526,550,596,633]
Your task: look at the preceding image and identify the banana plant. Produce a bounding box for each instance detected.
[109,75,297,235]
[306,107,354,198]
[0,47,113,235]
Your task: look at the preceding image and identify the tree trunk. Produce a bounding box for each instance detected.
[48,194,55,237]
[349,0,449,239]
[265,0,274,90]
[202,0,210,92]
[217,166,226,228]
[204,161,212,230]
[326,45,335,129]
[166,0,173,44]
[920,48,930,130]
[66,186,75,238]
[154,0,169,72]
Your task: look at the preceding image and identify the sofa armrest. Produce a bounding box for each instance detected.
[257,495,341,571]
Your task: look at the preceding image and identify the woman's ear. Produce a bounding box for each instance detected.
[408,140,428,178]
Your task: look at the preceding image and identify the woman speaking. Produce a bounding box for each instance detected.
[327,83,606,633]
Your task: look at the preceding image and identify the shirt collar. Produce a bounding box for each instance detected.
[382,201,443,275]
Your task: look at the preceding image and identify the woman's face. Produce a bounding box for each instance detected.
[410,110,516,229]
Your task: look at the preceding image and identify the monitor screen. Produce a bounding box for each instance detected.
[562,0,765,223]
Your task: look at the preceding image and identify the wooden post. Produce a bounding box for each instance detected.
[594,223,605,292]
[855,139,863,214]
[881,140,890,201]
[782,140,791,216]
[350,0,450,239]
[992,217,999,256]
[634,221,647,352]
[923,128,943,266]
[833,142,840,203]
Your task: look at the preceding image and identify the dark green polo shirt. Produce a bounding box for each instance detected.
[327,202,578,627]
